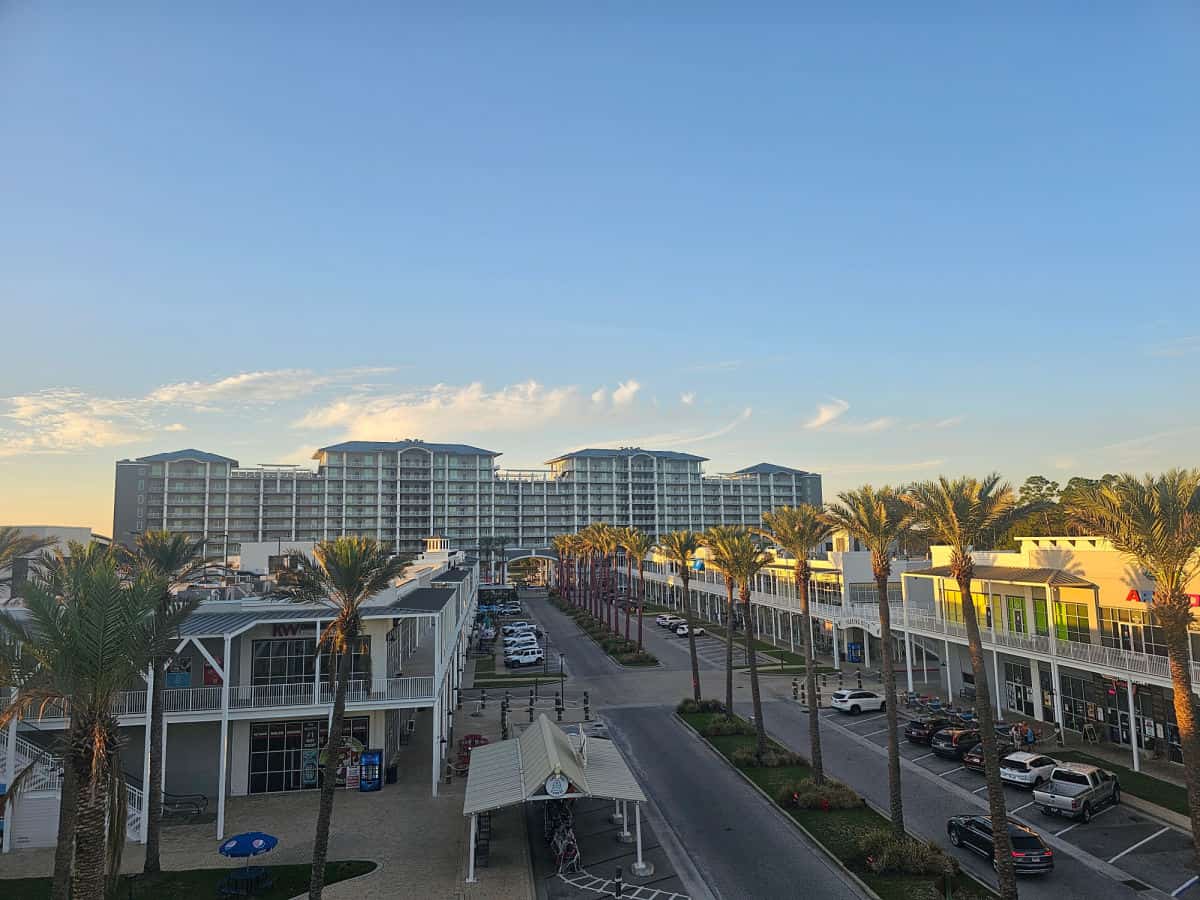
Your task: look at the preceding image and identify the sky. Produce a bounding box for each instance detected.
[2,4,1198,535]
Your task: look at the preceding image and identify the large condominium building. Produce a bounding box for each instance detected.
[113,441,821,554]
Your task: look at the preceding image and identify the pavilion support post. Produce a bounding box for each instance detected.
[215,634,232,841]
[140,664,154,843]
[466,813,478,883]
[610,798,623,825]
[630,802,653,877]
[1127,678,1141,773]
[617,800,634,843]
[3,711,16,853]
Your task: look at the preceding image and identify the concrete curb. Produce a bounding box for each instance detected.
[672,712,880,900]
[543,599,663,671]
[1122,793,1192,832]
[285,860,381,900]
[814,704,1177,900]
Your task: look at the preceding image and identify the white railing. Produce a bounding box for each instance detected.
[8,735,63,794]
[1052,640,1172,679]
[162,686,222,713]
[126,783,143,839]
[232,677,435,710]
[231,682,319,709]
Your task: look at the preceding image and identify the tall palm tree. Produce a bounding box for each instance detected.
[0,549,177,900]
[1066,470,1200,859]
[550,534,572,597]
[824,487,911,835]
[657,531,703,701]
[619,528,654,648]
[0,527,57,602]
[119,530,204,875]
[722,532,775,758]
[702,526,742,718]
[282,538,412,900]
[756,506,834,782]
[591,524,619,632]
[906,476,1044,900]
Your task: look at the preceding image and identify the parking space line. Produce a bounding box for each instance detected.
[1053,804,1113,837]
[1108,826,1171,864]
[973,785,988,794]
[863,728,890,737]
[938,766,966,777]
[1172,875,1200,897]
[1011,800,1035,813]
[913,752,936,762]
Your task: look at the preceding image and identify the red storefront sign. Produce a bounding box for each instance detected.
[1123,589,1200,608]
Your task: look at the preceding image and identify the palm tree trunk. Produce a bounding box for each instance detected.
[71,752,108,900]
[724,577,735,718]
[876,572,904,834]
[624,559,633,641]
[798,562,824,783]
[636,566,645,649]
[51,724,78,900]
[742,587,767,760]
[956,573,1017,900]
[683,573,701,702]
[143,655,166,873]
[1163,621,1200,861]
[309,644,352,900]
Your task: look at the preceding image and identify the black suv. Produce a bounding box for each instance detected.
[947,815,1053,875]
[962,739,1017,773]
[931,726,981,759]
[904,716,951,745]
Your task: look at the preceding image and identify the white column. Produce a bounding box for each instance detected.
[215,634,232,840]
[832,624,840,670]
[862,629,870,668]
[1050,658,1065,735]
[466,813,478,883]
[140,665,154,843]
[631,802,653,876]
[789,613,795,654]
[3,711,16,853]
[1029,658,1044,722]
[1126,678,1141,773]
[993,649,1003,718]
[161,720,169,804]
[902,583,913,691]
[944,638,953,704]
[431,694,441,798]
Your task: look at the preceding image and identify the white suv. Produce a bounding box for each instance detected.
[830,690,886,714]
[505,648,545,668]
[657,615,685,629]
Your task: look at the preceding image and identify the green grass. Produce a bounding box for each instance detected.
[0,861,375,900]
[679,710,993,900]
[1055,750,1189,817]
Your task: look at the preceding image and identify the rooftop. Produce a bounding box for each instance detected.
[727,462,814,476]
[904,564,1096,588]
[545,447,708,464]
[314,440,499,458]
[130,449,240,465]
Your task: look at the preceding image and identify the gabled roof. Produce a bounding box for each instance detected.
[904,565,1096,588]
[545,447,707,464]
[431,568,471,583]
[135,449,239,465]
[729,462,813,476]
[314,440,499,459]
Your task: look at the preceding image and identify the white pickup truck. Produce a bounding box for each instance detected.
[1032,763,1121,823]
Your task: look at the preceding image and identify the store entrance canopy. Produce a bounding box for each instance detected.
[462,714,644,817]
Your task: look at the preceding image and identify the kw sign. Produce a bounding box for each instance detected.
[1123,590,1200,608]
[272,622,315,637]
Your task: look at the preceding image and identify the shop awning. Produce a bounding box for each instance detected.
[903,565,1096,588]
[462,715,645,817]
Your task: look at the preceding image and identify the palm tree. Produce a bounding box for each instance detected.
[657,531,703,701]
[824,487,911,835]
[756,506,834,781]
[722,532,775,758]
[0,548,178,900]
[550,534,572,597]
[282,538,412,900]
[119,530,203,875]
[619,528,654,648]
[1066,470,1200,859]
[591,524,619,632]
[0,527,57,602]
[702,526,742,718]
[906,476,1044,900]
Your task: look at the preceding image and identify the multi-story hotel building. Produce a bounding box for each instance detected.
[634,534,1200,773]
[113,441,821,554]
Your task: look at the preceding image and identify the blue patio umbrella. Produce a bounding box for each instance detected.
[219,832,278,858]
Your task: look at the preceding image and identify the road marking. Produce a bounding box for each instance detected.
[973,785,988,794]
[1055,822,1080,836]
[863,728,890,737]
[938,766,966,777]
[1109,826,1171,863]
[1172,875,1200,896]
[1011,800,1036,813]
[913,752,936,762]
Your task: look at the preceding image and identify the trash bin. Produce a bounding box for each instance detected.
[385,764,398,785]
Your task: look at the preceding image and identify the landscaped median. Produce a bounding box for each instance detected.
[547,592,658,666]
[676,700,994,900]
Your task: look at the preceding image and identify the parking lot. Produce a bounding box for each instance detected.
[824,706,1199,898]
[646,619,772,668]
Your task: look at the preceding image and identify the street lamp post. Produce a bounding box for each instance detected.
[559,653,565,697]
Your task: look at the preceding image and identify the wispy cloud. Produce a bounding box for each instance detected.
[612,380,640,407]
[819,457,945,475]
[164,423,188,432]
[582,408,753,450]
[149,366,396,410]
[680,392,696,406]
[804,398,850,430]
[1147,335,1200,358]
[682,360,742,373]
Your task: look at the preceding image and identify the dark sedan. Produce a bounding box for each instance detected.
[931,727,981,759]
[947,815,1054,875]
[962,739,1017,773]
[904,716,952,745]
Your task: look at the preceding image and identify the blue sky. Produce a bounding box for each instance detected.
[2,4,1198,532]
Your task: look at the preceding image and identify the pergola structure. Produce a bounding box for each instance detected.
[462,714,649,883]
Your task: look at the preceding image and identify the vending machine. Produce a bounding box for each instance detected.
[359,749,383,792]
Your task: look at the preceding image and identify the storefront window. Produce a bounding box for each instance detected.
[252,637,371,686]
[1054,601,1090,644]
[248,716,369,794]
[1032,591,1050,637]
[1059,674,1088,733]
[1006,596,1028,634]
[942,589,989,627]
[1003,661,1034,716]
[1099,608,1168,657]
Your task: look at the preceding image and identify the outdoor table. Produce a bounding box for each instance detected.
[222,865,271,895]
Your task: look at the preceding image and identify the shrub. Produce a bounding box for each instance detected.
[677,698,723,714]
[775,779,861,810]
[677,698,701,714]
[732,746,808,768]
[854,827,958,878]
[702,718,755,738]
